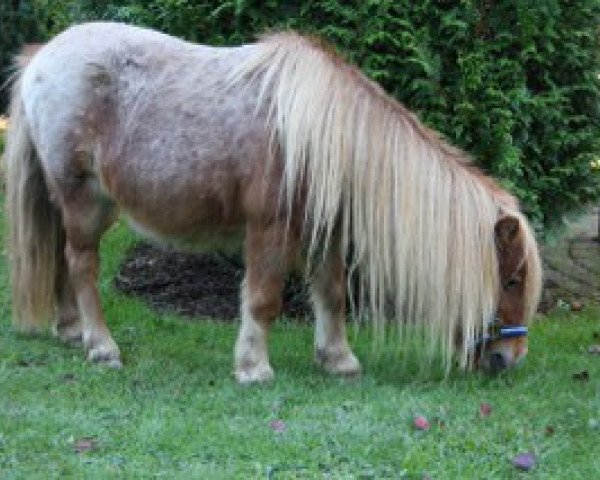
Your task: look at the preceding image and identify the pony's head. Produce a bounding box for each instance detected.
[477,211,542,372]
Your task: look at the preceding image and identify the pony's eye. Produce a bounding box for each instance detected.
[504,279,520,289]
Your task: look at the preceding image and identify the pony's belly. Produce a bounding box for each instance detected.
[124,214,244,254]
[98,156,250,253]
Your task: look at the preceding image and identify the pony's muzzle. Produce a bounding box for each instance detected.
[488,352,506,373]
[479,339,528,374]
[479,350,510,374]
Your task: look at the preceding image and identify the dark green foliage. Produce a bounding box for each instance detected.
[0,1,42,112]
[1,1,599,229]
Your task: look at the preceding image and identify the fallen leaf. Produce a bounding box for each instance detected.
[557,299,569,310]
[269,419,286,433]
[432,416,446,429]
[60,373,76,383]
[570,301,582,312]
[341,400,360,412]
[513,452,536,471]
[572,370,590,381]
[545,425,555,436]
[588,345,600,355]
[480,403,492,417]
[413,415,430,431]
[73,437,97,454]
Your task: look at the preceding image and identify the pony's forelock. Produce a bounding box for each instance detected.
[229,33,540,369]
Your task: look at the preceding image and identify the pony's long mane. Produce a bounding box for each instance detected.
[230,33,542,368]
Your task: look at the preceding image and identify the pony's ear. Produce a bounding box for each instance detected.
[495,214,520,250]
[495,214,525,280]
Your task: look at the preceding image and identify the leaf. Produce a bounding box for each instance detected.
[60,373,76,383]
[73,437,98,454]
[513,452,536,471]
[413,415,430,431]
[432,416,446,429]
[479,403,492,417]
[269,419,286,433]
[572,370,590,381]
[570,301,582,311]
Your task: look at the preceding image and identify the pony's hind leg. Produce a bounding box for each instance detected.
[60,178,120,366]
[311,250,361,376]
[54,248,83,346]
[234,223,292,383]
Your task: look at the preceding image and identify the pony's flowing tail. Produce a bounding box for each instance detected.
[6,76,63,331]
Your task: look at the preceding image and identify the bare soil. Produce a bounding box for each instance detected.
[114,243,311,321]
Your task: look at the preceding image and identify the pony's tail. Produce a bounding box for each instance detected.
[6,75,63,332]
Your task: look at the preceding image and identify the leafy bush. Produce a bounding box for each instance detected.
[1,0,599,229]
[0,1,42,112]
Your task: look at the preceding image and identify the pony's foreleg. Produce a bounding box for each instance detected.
[234,224,289,383]
[311,251,361,376]
[61,188,119,367]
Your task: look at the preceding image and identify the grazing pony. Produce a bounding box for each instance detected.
[5,23,542,382]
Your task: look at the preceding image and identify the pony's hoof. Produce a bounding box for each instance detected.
[58,330,83,347]
[55,321,84,347]
[87,342,122,368]
[235,362,274,384]
[316,349,362,377]
[89,352,123,368]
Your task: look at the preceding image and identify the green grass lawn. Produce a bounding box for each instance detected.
[1,196,599,479]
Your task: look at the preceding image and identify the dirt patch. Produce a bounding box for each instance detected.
[114,243,311,321]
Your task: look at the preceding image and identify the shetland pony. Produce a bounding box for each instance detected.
[5,23,542,382]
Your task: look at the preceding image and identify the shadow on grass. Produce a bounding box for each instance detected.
[5,304,529,392]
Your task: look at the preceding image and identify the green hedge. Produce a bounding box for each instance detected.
[1,0,599,230]
[0,1,41,110]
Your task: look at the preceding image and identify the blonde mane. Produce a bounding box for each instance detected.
[230,32,542,368]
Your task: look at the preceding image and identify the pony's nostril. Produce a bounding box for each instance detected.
[489,352,506,373]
